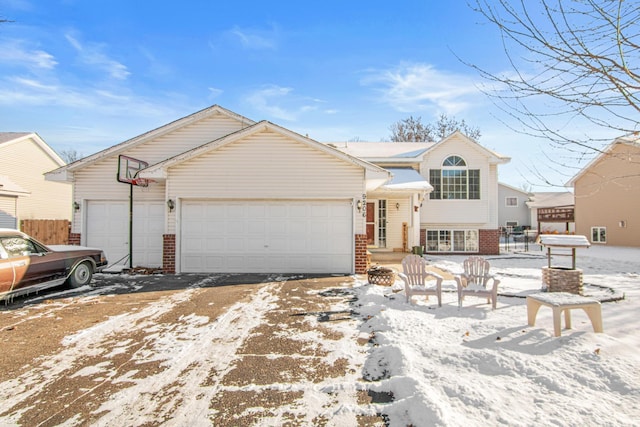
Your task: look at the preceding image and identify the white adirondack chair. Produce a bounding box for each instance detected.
[399,254,444,306]
[455,256,500,309]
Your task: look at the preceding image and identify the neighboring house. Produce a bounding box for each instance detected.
[46,106,510,274]
[498,183,531,230]
[0,132,71,229]
[567,133,640,247]
[526,191,575,234]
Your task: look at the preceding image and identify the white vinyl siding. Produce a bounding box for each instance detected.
[167,130,363,235]
[420,134,497,228]
[0,137,71,221]
[70,113,246,233]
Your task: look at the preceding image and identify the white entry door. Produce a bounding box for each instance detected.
[180,200,353,273]
[86,201,164,267]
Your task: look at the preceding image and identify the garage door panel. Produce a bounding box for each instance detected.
[87,201,163,268]
[181,200,352,273]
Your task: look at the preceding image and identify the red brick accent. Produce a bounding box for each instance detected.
[354,234,369,274]
[479,229,500,255]
[68,232,81,246]
[163,234,176,274]
[420,229,426,248]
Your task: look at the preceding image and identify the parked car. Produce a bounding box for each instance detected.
[0,228,108,302]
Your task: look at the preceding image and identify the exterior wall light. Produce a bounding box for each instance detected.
[356,200,362,212]
[167,199,175,212]
[396,202,400,210]
[73,201,80,212]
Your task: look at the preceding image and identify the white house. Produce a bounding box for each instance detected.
[46,105,510,274]
[0,132,71,229]
[334,132,510,255]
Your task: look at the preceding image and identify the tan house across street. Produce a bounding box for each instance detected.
[45,105,510,274]
[0,132,71,229]
[567,133,640,247]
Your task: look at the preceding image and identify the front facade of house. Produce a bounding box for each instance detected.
[46,106,510,274]
[0,132,71,229]
[568,135,640,247]
[335,133,510,256]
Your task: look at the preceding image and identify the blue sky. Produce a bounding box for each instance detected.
[0,0,618,190]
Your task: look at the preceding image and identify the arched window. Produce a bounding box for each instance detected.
[429,155,480,199]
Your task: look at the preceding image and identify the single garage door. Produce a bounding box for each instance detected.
[86,201,164,268]
[181,200,353,273]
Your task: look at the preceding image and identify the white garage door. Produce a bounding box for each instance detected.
[180,200,353,273]
[0,197,17,229]
[86,201,164,268]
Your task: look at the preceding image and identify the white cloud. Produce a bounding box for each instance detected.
[0,38,57,69]
[362,63,482,115]
[64,32,130,80]
[208,87,223,98]
[227,25,278,50]
[244,85,335,122]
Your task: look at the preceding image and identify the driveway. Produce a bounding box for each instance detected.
[0,272,386,426]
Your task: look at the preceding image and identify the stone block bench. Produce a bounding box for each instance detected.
[527,292,603,337]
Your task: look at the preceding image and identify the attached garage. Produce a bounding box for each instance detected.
[180,199,353,273]
[86,201,164,268]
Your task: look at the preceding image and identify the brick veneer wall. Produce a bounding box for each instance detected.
[354,234,369,274]
[68,232,81,246]
[478,229,500,255]
[163,234,176,274]
[420,229,426,248]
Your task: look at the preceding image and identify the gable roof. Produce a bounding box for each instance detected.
[0,132,31,144]
[139,120,390,189]
[566,133,640,187]
[0,132,65,166]
[499,182,531,196]
[0,175,30,197]
[327,142,434,163]
[526,191,574,208]
[46,105,255,178]
[327,131,510,165]
[436,131,510,165]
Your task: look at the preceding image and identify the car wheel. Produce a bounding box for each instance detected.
[68,261,93,288]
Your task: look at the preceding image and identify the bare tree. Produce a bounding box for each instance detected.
[59,148,82,164]
[389,114,481,142]
[467,0,640,178]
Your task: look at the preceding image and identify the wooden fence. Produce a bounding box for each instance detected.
[20,219,70,245]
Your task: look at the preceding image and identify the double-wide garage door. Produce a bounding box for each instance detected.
[181,200,353,273]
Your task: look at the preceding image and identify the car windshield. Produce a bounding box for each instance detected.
[0,237,47,258]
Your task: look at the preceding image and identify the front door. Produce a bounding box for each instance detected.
[366,202,375,245]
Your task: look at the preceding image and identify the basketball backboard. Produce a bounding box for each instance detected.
[117,155,149,186]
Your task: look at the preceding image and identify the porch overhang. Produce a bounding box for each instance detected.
[379,168,433,193]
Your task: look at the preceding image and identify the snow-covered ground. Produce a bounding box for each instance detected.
[1,244,638,426]
[354,244,640,426]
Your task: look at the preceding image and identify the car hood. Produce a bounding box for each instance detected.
[48,245,104,253]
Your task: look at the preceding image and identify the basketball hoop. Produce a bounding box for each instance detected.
[130,177,150,187]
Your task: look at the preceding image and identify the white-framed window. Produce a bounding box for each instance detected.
[591,226,606,243]
[506,221,518,227]
[429,155,480,200]
[505,197,518,207]
[425,229,478,252]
